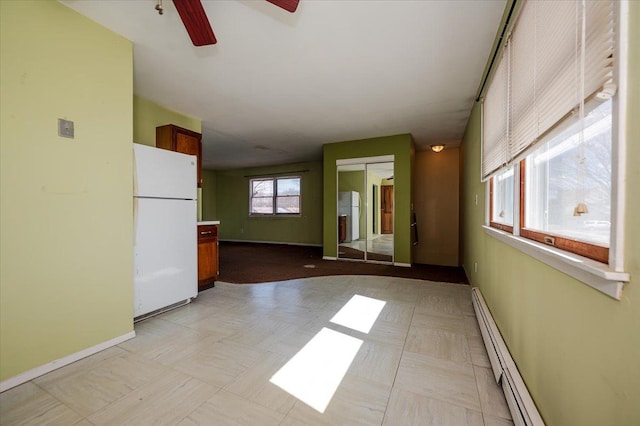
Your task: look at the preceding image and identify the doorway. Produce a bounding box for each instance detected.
[337,158,394,263]
[381,184,394,234]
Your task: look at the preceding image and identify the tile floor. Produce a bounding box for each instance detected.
[0,276,513,425]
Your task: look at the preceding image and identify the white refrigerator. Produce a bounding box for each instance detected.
[133,143,198,319]
[338,191,360,243]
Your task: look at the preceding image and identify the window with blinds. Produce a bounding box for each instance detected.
[482,0,619,264]
[482,0,615,180]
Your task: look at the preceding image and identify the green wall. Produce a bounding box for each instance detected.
[460,3,640,424]
[133,95,201,146]
[0,1,134,381]
[201,168,218,221]
[216,161,323,245]
[323,134,414,264]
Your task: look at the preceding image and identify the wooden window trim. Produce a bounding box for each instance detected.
[518,159,609,264]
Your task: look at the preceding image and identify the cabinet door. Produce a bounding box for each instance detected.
[197,224,218,291]
[198,241,216,290]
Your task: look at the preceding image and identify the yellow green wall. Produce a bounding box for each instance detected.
[132,95,201,146]
[460,3,640,424]
[0,1,134,381]
[216,161,323,245]
[323,134,414,264]
[201,169,218,221]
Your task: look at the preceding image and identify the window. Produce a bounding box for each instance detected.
[483,0,616,263]
[250,177,301,215]
[521,99,611,263]
[480,0,632,298]
[490,167,514,233]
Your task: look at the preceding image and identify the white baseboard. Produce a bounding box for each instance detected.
[394,262,411,267]
[0,330,136,393]
[220,239,322,247]
[471,288,544,426]
[322,256,337,261]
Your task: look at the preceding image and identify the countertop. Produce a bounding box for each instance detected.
[197,221,220,226]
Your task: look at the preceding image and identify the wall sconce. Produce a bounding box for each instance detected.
[431,145,445,153]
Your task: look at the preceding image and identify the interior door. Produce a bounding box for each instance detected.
[381,185,394,234]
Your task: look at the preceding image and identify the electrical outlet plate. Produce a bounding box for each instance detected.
[58,119,74,138]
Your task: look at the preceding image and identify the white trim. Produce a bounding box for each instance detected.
[484,226,628,299]
[610,0,628,272]
[336,155,394,166]
[0,331,136,393]
[394,262,411,268]
[220,239,322,247]
[322,256,337,261]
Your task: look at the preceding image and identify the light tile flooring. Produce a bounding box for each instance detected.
[0,276,513,425]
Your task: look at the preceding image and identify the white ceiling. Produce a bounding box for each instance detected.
[61,0,505,170]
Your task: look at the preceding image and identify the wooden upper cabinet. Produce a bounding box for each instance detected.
[156,124,203,187]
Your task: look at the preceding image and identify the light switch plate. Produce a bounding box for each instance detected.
[58,119,74,138]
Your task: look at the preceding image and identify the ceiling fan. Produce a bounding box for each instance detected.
[155,0,299,46]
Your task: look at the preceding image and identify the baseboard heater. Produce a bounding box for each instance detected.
[471,288,545,426]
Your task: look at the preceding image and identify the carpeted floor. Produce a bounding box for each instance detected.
[217,241,469,284]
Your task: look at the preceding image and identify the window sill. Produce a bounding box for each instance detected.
[249,214,302,218]
[483,226,629,300]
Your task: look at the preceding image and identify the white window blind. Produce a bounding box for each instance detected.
[482,49,509,178]
[482,0,615,180]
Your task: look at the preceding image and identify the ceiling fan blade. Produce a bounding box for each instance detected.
[172,0,217,46]
[266,0,300,13]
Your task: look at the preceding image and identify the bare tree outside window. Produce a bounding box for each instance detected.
[250,177,301,215]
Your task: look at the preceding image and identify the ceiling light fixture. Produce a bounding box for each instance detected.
[431,145,445,153]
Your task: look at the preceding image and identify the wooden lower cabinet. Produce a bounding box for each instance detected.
[197,225,218,291]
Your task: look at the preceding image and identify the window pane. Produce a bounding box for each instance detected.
[277,196,300,214]
[492,167,514,226]
[251,197,273,214]
[252,179,273,197]
[525,99,611,246]
[277,178,300,196]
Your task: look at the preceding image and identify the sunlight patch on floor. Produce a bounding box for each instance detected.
[270,327,363,413]
[330,294,387,334]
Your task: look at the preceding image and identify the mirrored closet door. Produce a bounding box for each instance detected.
[337,159,394,263]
